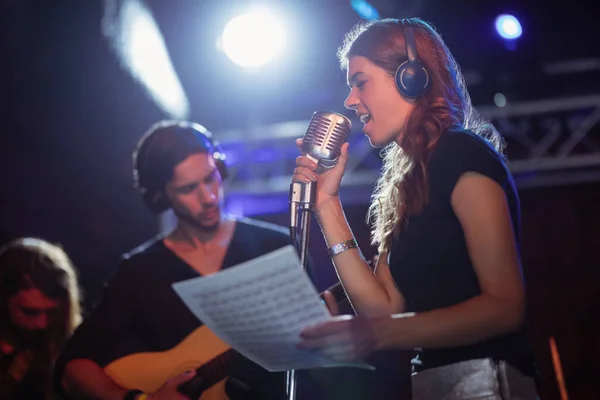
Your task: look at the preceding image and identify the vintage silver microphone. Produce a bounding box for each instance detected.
[289,111,352,242]
[302,110,353,168]
[287,111,352,400]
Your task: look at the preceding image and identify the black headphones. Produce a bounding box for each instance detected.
[135,121,228,214]
[395,19,431,99]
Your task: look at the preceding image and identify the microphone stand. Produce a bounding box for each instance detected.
[287,180,316,400]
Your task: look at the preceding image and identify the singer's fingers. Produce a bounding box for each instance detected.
[323,290,340,316]
[293,166,318,182]
[295,156,318,170]
[295,138,304,152]
[338,142,350,165]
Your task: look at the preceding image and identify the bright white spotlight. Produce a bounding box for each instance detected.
[103,0,189,118]
[220,9,285,68]
[495,14,522,40]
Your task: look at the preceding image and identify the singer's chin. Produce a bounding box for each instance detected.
[365,135,387,149]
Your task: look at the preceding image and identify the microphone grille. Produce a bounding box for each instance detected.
[303,111,352,168]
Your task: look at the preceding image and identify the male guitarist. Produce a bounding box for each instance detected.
[55,120,311,400]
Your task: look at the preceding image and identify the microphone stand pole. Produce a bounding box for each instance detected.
[287,181,316,400]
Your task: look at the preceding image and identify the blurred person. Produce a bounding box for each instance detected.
[293,18,539,399]
[0,237,82,400]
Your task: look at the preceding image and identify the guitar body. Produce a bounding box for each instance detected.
[104,326,232,400]
[103,282,347,400]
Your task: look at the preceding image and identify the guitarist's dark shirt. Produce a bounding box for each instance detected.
[55,217,305,399]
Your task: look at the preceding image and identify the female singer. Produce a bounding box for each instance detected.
[293,18,538,399]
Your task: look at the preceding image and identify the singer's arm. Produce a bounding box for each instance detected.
[300,174,526,357]
[315,197,405,317]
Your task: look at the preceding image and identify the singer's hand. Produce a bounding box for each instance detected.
[322,290,340,316]
[292,139,350,207]
[297,315,380,362]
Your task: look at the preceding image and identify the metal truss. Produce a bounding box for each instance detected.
[218,94,600,199]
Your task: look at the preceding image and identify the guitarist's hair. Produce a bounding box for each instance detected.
[132,120,228,213]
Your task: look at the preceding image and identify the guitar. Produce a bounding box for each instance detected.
[103,282,348,400]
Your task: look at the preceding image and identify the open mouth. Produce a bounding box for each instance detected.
[359,114,372,132]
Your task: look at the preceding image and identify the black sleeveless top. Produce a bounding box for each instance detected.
[388,129,535,376]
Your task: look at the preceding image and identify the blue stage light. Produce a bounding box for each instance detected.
[495,14,522,40]
[351,0,380,20]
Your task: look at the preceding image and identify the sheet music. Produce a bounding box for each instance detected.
[172,245,373,372]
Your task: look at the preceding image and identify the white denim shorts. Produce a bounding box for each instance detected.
[411,358,538,400]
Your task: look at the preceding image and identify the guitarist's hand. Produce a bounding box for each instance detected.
[148,370,196,400]
[323,290,340,316]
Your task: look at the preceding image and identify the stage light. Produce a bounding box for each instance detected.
[494,93,507,108]
[351,0,380,20]
[103,0,189,118]
[495,14,522,40]
[220,9,285,68]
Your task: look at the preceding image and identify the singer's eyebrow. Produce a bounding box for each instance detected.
[347,72,365,88]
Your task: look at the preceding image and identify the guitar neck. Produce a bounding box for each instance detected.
[177,349,239,397]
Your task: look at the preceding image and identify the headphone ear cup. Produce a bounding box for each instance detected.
[395,60,431,99]
[216,160,228,180]
[142,190,169,214]
[209,139,228,180]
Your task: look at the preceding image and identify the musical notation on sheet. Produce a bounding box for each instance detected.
[172,245,373,372]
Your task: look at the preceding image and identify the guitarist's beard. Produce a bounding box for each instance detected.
[173,208,221,233]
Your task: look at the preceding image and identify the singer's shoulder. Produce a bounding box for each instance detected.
[236,217,290,239]
[434,129,503,159]
[428,128,510,199]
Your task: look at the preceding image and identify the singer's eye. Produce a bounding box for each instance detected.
[357,81,366,90]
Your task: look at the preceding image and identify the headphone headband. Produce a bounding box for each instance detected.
[394,20,431,99]
[403,25,418,63]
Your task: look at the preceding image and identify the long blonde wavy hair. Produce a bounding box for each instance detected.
[338,18,505,253]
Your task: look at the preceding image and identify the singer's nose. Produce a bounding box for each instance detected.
[344,89,359,110]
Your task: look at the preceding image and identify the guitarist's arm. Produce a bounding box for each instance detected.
[62,359,195,400]
[62,359,128,400]
[54,260,138,399]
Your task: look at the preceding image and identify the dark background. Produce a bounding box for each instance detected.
[1,0,599,398]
